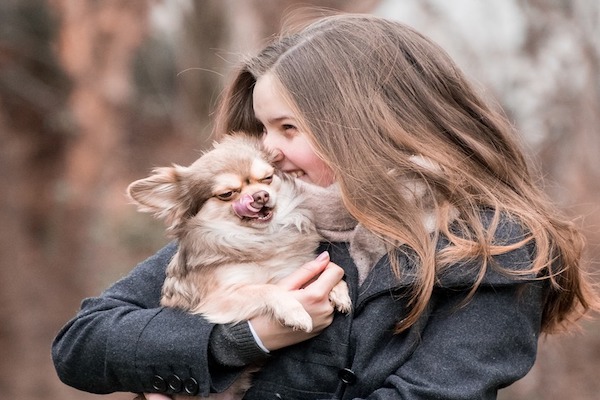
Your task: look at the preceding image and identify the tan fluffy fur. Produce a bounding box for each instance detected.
[127,133,351,399]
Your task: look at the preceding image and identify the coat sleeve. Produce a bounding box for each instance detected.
[51,242,260,396]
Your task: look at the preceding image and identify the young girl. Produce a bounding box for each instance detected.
[53,13,598,400]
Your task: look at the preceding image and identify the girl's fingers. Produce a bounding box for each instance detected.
[303,261,345,294]
[278,251,331,290]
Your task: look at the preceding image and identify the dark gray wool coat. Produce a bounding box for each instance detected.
[52,216,545,400]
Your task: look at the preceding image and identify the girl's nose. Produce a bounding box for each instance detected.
[269,148,284,163]
[262,134,284,163]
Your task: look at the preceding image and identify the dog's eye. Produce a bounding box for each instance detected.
[216,191,234,201]
[261,175,273,184]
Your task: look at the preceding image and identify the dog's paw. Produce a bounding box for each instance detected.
[281,309,313,332]
[272,297,313,332]
[329,280,352,314]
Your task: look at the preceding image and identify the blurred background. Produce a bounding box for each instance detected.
[1,0,598,399]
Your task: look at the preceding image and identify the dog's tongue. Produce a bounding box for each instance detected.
[232,194,262,218]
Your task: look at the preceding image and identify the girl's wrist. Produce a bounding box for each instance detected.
[247,320,270,353]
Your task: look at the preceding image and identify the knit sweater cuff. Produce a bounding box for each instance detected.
[209,322,270,368]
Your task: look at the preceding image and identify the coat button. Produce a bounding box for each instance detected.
[183,377,199,395]
[167,374,182,392]
[151,375,167,392]
[338,368,357,385]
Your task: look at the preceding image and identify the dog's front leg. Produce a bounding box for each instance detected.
[329,280,352,314]
[196,285,314,332]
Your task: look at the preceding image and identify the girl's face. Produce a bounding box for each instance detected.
[253,74,335,187]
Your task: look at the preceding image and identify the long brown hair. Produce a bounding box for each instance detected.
[214,13,598,333]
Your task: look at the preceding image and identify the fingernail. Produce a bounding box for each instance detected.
[316,251,329,262]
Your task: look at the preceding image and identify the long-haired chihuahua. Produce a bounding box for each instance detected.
[127,133,351,399]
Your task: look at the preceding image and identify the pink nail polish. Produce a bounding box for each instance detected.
[316,251,329,262]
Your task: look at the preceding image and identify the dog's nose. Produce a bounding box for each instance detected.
[252,190,269,206]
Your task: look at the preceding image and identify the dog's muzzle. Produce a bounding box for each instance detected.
[232,191,273,221]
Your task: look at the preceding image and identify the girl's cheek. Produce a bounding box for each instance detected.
[262,132,286,154]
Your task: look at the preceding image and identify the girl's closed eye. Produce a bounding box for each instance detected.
[282,124,298,138]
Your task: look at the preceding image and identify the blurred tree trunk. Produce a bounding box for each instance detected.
[0,0,150,399]
[0,1,73,398]
[48,0,151,396]
[48,0,150,282]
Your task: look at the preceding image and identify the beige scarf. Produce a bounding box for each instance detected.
[297,181,388,284]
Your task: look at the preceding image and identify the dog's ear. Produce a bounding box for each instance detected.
[127,165,190,227]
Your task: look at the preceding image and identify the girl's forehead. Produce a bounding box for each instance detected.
[253,74,277,99]
[253,74,296,120]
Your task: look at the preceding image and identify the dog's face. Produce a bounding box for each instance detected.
[127,133,284,234]
[192,143,282,226]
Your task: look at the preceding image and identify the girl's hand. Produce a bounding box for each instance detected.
[249,251,344,350]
